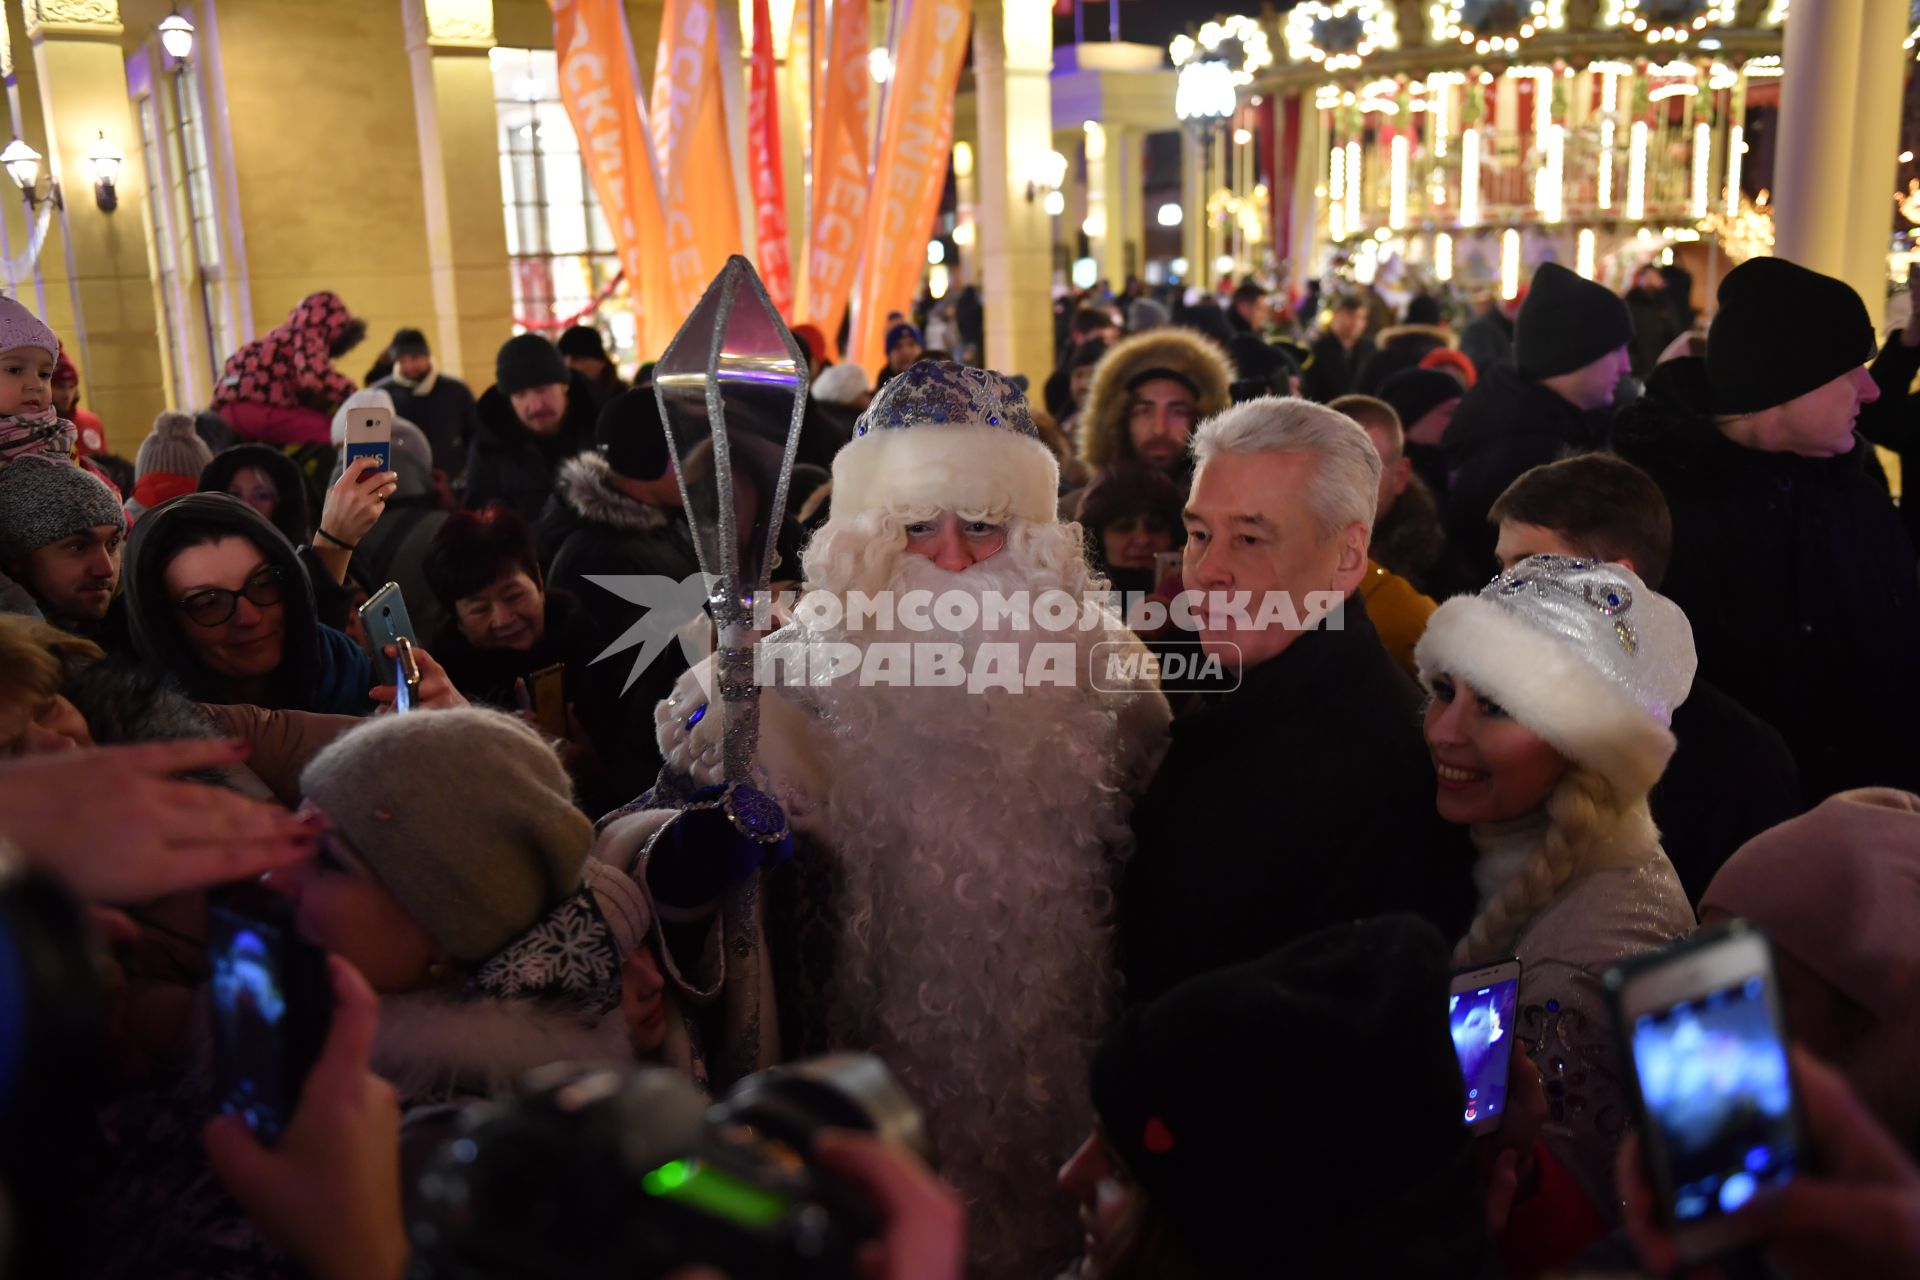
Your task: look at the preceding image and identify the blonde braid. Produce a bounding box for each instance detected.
[1453,769,1623,966]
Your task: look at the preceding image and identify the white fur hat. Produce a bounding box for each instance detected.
[1415,554,1697,799]
[832,360,1059,523]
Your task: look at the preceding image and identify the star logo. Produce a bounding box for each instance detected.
[585,573,714,694]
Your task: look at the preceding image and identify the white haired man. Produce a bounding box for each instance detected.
[618,362,1170,1278]
[1118,395,1476,1003]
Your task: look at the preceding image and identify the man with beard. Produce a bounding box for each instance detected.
[467,333,599,521]
[620,362,1170,1278]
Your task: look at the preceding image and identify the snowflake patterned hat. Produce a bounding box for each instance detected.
[299,707,595,964]
[833,360,1060,524]
[1414,554,1698,799]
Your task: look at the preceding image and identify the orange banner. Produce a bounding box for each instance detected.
[651,0,745,323]
[551,0,677,358]
[802,0,871,357]
[847,0,972,371]
[748,0,793,314]
[786,0,815,320]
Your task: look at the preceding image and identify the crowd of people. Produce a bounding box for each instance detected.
[3,246,1920,1280]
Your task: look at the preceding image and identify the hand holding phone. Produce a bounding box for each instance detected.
[1609,923,1803,1263]
[359,585,421,711]
[206,884,334,1145]
[1450,959,1521,1135]
[341,404,393,476]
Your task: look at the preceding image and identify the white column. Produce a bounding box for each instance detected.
[972,0,1054,382]
[1774,0,1865,282]
[1843,0,1907,318]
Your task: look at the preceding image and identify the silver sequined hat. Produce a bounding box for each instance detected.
[1415,554,1698,799]
[832,360,1059,523]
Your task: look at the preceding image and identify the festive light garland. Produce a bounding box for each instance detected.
[1603,0,1735,44]
[1171,16,1273,85]
[1432,0,1565,54]
[1284,1,1397,73]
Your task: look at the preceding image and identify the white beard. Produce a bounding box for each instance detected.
[786,539,1132,1277]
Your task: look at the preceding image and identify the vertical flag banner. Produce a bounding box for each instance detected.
[847,0,971,370]
[802,0,872,355]
[748,0,794,314]
[786,0,816,319]
[552,0,677,357]
[652,0,746,320]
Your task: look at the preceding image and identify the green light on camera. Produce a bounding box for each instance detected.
[641,1160,790,1227]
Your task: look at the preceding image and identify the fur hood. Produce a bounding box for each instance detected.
[1080,327,1234,469]
[372,985,635,1108]
[555,450,671,533]
[1374,323,1458,351]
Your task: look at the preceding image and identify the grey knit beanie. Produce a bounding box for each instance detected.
[134,410,214,482]
[299,707,596,963]
[0,453,125,558]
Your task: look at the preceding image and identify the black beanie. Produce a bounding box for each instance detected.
[1406,294,1444,326]
[391,328,430,359]
[495,333,570,395]
[557,324,611,362]
[1379,367,1466,427]
[1089,915,1474,1273]
[1708,257,1876,414]
[594,384,671,482]
[1514,262,1634,379]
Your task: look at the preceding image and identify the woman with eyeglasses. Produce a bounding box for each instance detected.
[123,492,376,715]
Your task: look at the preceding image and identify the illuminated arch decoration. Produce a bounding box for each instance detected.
[1169,16,1274,86]
[1432,0,1566,58]
[1283,1,1397,73]
[1602,0,1736,44]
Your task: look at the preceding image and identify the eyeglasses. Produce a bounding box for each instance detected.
[174,564,288,627]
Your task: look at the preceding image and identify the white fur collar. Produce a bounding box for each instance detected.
[557,451,671,533]
[371,986,634,1106]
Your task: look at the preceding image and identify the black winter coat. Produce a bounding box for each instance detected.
[1653,678,1803,907]
[1613,357,1920,800]
[1855,331,1920,552]
[1118,604,1477,1003]
[1458,308,1514,378]
[1441,364,1610,578]
[1300,334,1375,404]
[466,371,599,521]
[374,372,481,481]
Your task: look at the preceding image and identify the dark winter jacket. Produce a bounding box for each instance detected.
[1300,333,1376,404]
[433,586,604,716]
[1372,475,1482,601]
[1356,324,1455,396]
[1441,364,1611,578]
[466,371,599,521]
[1654,678,1804,907]
[123,492,374,716]
[1613,357,1920,799]
[1856,330,1920,552]
[1119,604,1477,1003]
[540,451,700,598]
[374,368,481,481]
[1625,288,1684,378]
[1458,307,1515,378]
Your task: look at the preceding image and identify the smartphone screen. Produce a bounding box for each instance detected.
[1631,974,1797,1224]
[393,654,413,713]
[1450,972,1519,1130]
[207,897,296,1142]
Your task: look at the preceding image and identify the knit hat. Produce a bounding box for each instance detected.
[834,361,1058,523]
[1416,554,1697,798]
[1380,367,1467,429]
[299,708,595,964]
[0,296,58,359]
[1406,294,1444,326]
[134,410,214,482]
[1068,337,1110,372]
[495,333,571,395]
[1419,346,1479,388]
[1702,788,1920,1022]
[1224,333,1300,387]
[0,453,125,558]
[1090,915,1480,1273]
[811,362,872,407]
[1707,257,1877,414]
[1514,263,1634,380]
[557,324,612,363]
[390,328,431,359]
[1127,296,1170,332]
[594,385,671,482]
[883,322,922,357]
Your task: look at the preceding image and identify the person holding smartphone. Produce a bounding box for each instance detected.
[1415,553,1699,1218]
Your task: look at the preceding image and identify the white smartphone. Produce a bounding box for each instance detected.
[1609,924,1802,1264]
[343,404,393,475]
[1449,958,1521,1135]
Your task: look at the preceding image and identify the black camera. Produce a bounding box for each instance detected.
[408,1053,928,1280]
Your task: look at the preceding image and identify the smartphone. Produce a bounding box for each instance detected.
[1152,549,1184,589]
[528,661,567,738]
[360,583,421,710]
[1449,958,1521,1134]
[206,884,332,1145]
[343,404,393,476]
[1608,923,1802,1263]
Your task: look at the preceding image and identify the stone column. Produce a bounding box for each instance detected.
[1773,0,1864,283]
[401,0,511,390]
[1084,119,1129,290]
[971,0,1053,383]
[1843,0,1907,319]
[1180,125,1205,281]
[1289,94,1323,284]
[24,0,167,443]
